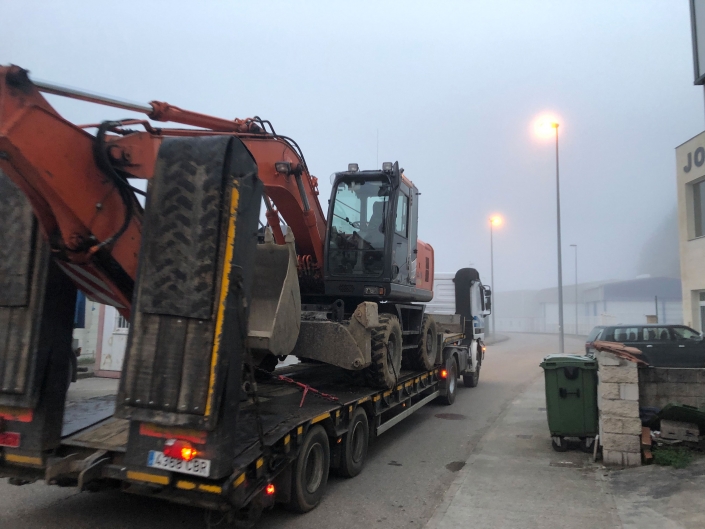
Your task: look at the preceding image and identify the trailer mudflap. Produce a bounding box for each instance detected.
[116,136,262,432]
[0,171,77,464]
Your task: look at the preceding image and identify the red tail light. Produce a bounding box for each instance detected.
[440,369,448,379]
[164,439,198,461]
[265,483,275,495]
[0,431,20,448]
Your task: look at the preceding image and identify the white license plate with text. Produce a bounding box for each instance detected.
[147,450,211,477]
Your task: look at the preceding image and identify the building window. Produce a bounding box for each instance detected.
[115,313,130,333]
[693,180,705,237]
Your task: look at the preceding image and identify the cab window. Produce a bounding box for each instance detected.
[395,192,408,237]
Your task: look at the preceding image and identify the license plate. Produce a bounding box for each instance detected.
[147,451,211,477]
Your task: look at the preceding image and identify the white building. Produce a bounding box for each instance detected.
[676,132,705,330]
[73,293,128,378]
[495,277,682,335]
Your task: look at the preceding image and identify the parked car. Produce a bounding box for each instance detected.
[585,325,606,355]
[585,324,705,367]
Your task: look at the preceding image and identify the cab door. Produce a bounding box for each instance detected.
[391,188,411,285]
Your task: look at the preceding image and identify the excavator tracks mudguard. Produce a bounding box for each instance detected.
[116,136,262,433]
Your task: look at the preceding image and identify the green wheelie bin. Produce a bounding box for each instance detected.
[539,354,598,452]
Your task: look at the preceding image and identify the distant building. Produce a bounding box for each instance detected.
[495,277,682,335]
[72,294,128,378]
[676,132,705,331]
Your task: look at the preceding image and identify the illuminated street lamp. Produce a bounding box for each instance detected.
[534,114,565,354]
[489,215,502,336]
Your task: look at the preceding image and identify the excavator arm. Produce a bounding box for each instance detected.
[0,65,328,320]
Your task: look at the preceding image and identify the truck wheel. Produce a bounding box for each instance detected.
[366,315,402,389]
[440,357,457,405]
[463,364,480,388]
[339,407,369,478]
[287,425,330,513]
[411,315,438,371]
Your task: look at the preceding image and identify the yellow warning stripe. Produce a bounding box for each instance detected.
[256,458,264,469]
[372,395,380,402]
[311,413,329,424]
[205,185,240,417]
[127,470,169,485]
[284,435,290,445]
[357,396,370,404]
[4,454,42,466]
[176,480,196,490]
[234,473,245,487]
[175,480,222,494]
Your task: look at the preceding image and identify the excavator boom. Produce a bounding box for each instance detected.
[0,65,328,320]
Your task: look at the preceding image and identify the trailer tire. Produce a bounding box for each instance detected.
[411,315,438,371]
[366,314,402,389]
[287,425,330,513]
[440,357,457,406]
[339,407,369,478]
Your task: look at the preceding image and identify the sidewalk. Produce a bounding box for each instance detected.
[426,373,620,529]
[425,371,705,529]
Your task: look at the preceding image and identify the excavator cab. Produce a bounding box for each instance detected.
[324,162,433,304]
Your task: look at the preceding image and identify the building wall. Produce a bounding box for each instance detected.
[72,300,100,360]
[676,132,705,330]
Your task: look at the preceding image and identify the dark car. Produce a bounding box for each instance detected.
[585,325,606,355]
[586,324,705,367]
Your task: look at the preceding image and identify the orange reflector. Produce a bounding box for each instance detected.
[440,369,448,379]
[266,483,275,495]
[164,439,198,461]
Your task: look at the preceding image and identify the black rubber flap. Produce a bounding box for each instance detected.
[117,136,262,429]
[0,170,35,307]
[138,136,232,320]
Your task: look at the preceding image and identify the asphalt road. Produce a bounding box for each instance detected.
[0,333,586,529]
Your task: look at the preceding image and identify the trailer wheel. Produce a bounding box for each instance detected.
[440,357,457,406]
[463,364,480,388]
[366,314,403,389]
[287,425,330,513]
[410,315,438,371]
[339,407,369,478]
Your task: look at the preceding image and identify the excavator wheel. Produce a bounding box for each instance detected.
[409,315,438,371]
[366,314,402,389]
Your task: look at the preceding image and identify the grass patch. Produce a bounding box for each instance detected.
[652,446,694,469]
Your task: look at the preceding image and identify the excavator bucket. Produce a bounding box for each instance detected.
[247,227,301,363]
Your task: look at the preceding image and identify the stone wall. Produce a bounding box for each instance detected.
[638,368,705,409]
[596,351,642,467]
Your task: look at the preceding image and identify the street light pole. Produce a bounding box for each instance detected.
[553,123,565,354]
[570,244,577,335]
[490,219,495,336]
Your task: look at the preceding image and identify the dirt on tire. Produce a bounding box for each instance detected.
[366,314,402,389]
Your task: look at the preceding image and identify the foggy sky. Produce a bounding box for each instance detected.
[1,1,701,292]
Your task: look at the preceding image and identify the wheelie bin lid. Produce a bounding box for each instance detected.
[540,354,597,370]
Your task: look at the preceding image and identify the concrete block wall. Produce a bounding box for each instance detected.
[638,368,705,409]
[596,352,641,467]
